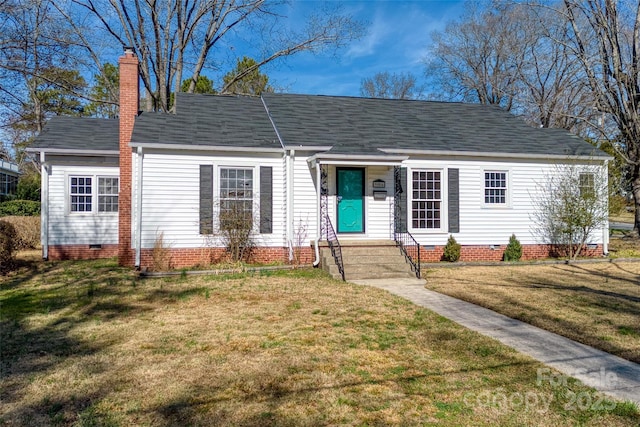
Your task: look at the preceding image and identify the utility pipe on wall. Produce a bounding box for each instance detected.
[287,149,295,261]
[134,147,144,268]
[313,161,321,267]
[40,152,49,260]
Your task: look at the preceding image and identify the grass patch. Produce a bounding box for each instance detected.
[425,262,640,364]
[1,256,638,425]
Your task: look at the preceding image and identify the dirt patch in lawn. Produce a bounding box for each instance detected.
[425,262,640,364]
[1,258,638,426]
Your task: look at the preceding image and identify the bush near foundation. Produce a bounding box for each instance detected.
[1,216,40,250]
[503,234,522,261]
[442,235,461,262]
[0,220,17,271]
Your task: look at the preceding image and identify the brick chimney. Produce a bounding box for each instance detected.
[118,46,139,266]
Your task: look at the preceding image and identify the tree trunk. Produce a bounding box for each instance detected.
[632,163,640,235]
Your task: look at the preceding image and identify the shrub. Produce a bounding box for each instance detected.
[0,200,41,216]
[151,231,171,271]
[442,235,461,262]
[0,220,17,271]
[0,216,40,250]
[218,202,257,262]
[503,234,522,261]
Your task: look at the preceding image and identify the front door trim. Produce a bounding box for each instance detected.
[336,167,365,233]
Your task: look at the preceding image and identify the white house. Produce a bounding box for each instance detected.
[28,48,610,275]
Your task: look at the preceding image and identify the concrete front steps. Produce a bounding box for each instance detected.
[320,240,419,281]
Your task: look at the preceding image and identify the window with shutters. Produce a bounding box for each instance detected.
[411,170,442,229]
[219,168,253,229]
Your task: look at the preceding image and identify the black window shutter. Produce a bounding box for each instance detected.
[260,166,272,234]
[448,168,460,233]
[199,165,213,234]
[394,167,408,233]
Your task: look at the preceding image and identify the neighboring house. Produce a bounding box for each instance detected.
[0,159,19,199]
[28,48,610,270]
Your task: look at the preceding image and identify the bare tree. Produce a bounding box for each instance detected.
[514,4,596,132]
[557,0,640,234]
[426,2,522,109]
[64,0,363,112]
[532,164,608,260]
[360,71,422,99]
[425,1,598,134]
[0,0,90,167]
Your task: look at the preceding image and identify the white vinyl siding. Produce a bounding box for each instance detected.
[291,155,318,245]
[135,151,284,249]
[364,166,395,240]
[400,158,607,247]
[47,164,119,245]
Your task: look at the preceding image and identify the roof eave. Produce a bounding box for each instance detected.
[129,142,283,153]
[308,153,409,164]
[25,147,119,156]
[379,148,612,161]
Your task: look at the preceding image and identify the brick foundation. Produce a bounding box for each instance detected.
[47,244,119,260]
[138,246,315,270]
[44,243,604,267]
[418,244,604,263]
[44,245,314,269]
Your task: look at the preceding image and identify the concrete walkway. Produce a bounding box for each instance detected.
[351,278,640,406]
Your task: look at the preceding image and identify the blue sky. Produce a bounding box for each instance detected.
[264,0,465,96]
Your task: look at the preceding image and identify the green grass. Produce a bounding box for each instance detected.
[1,256,638,426]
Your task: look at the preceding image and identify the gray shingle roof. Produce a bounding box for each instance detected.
[29,116,118,152]
[130,93,281,149]
[30,92,606,159]
[261,93,603,158]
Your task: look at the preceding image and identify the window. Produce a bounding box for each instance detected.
[411,170,441,229]
[484,171,507,204]
[0,173,17,196]
[70,177,92,212]
[69,176,118,213]
[579,173,595,198]
[98,177,119,212]
[219,168,253,228]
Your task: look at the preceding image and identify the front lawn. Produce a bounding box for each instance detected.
[1,257,638,426]
[425,262,640,364]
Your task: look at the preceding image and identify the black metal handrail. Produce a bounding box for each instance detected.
[325,214,345,281]
[394,230,421,279]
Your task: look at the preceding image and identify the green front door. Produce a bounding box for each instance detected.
[337,168,364,233]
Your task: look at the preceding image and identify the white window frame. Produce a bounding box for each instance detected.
[67,174,119,215]
[579,172,595,198]
[98,176,119,213]
[482,170,511,208]
[217,166,257,230]
[409,168,445,233]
